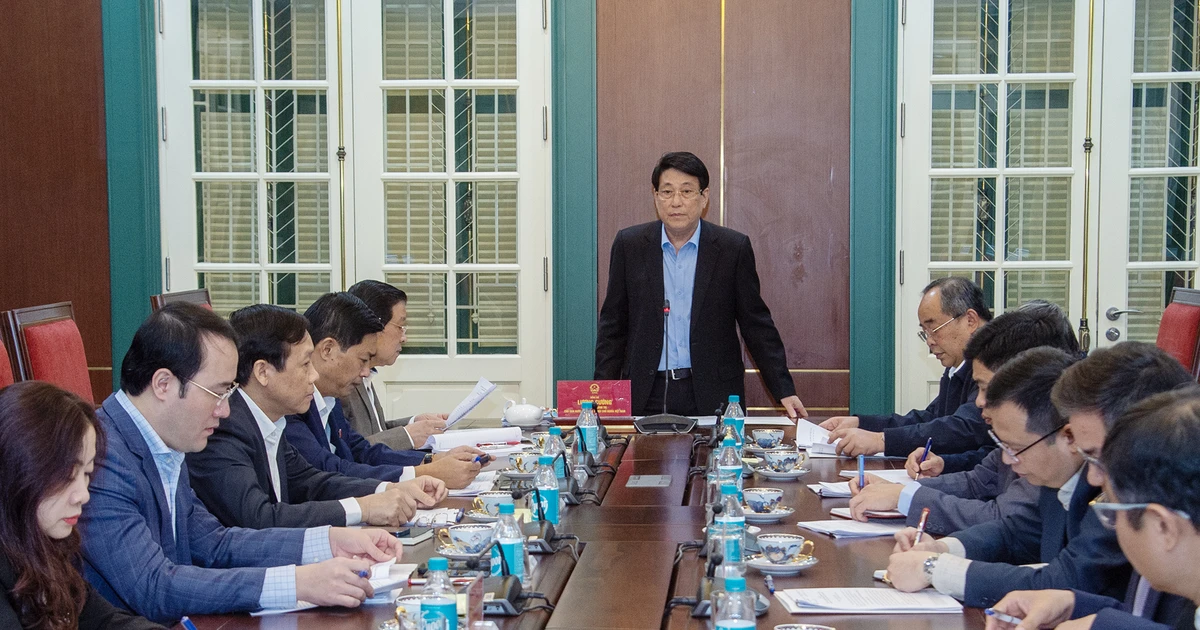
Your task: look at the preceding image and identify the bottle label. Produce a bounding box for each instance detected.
[581,425,599,455]
[718,464,741,487]
[419,600,457,629]
[730,417,745,443]
[491,540,525,582]
[714,620,756,629]
[535,487,560,524]
[553,457,566,479]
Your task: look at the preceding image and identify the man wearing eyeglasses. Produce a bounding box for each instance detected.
[981,343,1197,630]
[595,151,807,419]
[822,276,992,457]
[885,347,1133,608]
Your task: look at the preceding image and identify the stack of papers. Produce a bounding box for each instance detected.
[444,378,496,429]
[426,426,524,453]
[776,588,963,614]
[794,418,831,447]
[447,471,499,497]
[808,481,853,498]
[838,469,918,485]
[252,561,418,616]
[829,507,906,520]
[796,519,906,538]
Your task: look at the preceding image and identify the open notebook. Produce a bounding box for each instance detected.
[776,588,963,614]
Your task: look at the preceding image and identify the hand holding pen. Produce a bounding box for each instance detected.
[915,437,933,480]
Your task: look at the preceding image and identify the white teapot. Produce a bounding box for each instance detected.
[503,398,545,427]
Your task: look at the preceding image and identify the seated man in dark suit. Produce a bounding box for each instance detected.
[285,292,483,488]
[983,344,1198,630]
[594,151,807,419]
[78,303,402,624]
[188,304,446,529]
[823,276,993,458]
[886,348,1131,608]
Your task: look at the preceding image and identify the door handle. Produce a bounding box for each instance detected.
[1105,307,1143,321]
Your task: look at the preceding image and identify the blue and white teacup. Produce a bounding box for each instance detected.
[762,447,805,473]
[756,533,814,564]
[752,428,785,449]
[743,487,784,514]
[437,523,496,555]
[472,490,513,516]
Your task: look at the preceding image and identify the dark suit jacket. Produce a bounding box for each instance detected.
[858,361,992,458]
[1074,574,1198,630]
[286,398,423,481]
[80,394,307,624]
[594,220,796,415]
[342,380,416,450]
[187,393,382,528]
[1,552,163,630]
[954,466,1132,608]
[906,448,1040,535]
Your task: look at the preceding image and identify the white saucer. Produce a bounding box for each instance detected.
[702,524,762,536]
[755,467,809,481]
[435,544,487,561]
[744,506,795,524]
[747,553,819,575]
[499,469,536,481]
[465,509,499,522]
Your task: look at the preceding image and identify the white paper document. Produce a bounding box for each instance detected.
[776,588,963,614]
[808,481,853,498]
[445,377,497,428]
[743,415,796,426]
[448,471,499,497]
[252,562,418,615]
[426,426,523,452]
[829,507,906,520]
[693,415,719,427]
[797,519,906,538]
[838,469,918,485]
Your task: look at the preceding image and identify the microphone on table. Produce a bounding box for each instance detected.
[465,543,523,616]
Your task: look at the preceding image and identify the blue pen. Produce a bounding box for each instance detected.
[916,437,933,480]
[180,617,199,630]
[857,454,865,489]
[763,574,775,595]
[984,608,1023,624]
[356,570,370,578]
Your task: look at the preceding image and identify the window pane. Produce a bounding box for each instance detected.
[455,181,517,264]
[385,272,448,354]
[1004,270,1069,311]
[453,0,517,79]
[1005,177,1071,261]
[199,272,260,316]
[1008,0,1074,74]
[454,89,518,172]
[456,272,517,354]
[192,0,253,80]
[269,181,329,264]
[933,0,1000,74]
[269,272,330,312]
[194,89,256,172]
[931,84,998,168]
[267,90,328,173]
[264,0,326,81]
[383,0,444,80]
[1131,82,1199,168]
[1135,0,1199,73]
[1127,270,1193,341]
[1129,176,1196,263]
[931,178,996,262]
[385,90,447,172]
[387,182,447,264]
[1006,83,1072,167]
[930,270,996,311]
[197,181,258,263]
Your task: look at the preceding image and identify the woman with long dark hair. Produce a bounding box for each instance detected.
[0,381,161,629]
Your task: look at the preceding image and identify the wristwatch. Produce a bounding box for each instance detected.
[922,554,940,583]
[422,453,434,465]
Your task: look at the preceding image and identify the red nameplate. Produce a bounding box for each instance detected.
[557,380,632,417]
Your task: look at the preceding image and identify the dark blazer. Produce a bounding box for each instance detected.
[1,552,163,630]
[286,398,423,481]
[954,466,1132,608]
[1073,575,1197,630]
[342,380,416,450]
[594,220,796,415]
[187,393,383,528]
[858,361,992,458]
[80,394,307,624]
[906,448,1040,535]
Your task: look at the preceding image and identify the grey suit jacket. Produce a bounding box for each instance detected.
[341,380,415,450]
[906,448,1040,535]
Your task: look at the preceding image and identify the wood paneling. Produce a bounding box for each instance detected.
[0,0,112,401]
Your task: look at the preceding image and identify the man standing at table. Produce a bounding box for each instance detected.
[594,151,806,418]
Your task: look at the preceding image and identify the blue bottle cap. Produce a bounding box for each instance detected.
[549,426,562,435]
[498,502,515,514]
[428,556,449,571]
[582,401,594,408]
[720,483,737,495]
[728,395,740,403]
[724,576,746,592]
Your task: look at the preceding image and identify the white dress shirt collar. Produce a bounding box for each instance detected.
[1057,467,1083,512]
[947,360,966,379]
[239,389,287,500]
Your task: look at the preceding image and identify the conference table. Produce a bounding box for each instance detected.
[184,420,988,629]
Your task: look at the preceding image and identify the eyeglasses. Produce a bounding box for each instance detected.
[1092,502,1193,530]
[1073,446,1107,477]
[388,322,408,334]
[185,378,239,405]
[988,425,1063,463]
[654,188,702,201]
[917,315,960,343]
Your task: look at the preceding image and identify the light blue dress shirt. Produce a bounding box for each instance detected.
[659,222,701,371]
[116,391,184,541]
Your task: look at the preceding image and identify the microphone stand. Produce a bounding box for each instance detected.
[637,299,694,434]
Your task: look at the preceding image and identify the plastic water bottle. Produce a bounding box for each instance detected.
[532,454,560,525]
[577,401,599,455]
[543,426,567,479]
[571,432,590,490]
[716,437,743,493]
[721,395,746,447]
[420,557,458,629]
[712,575,756,628]
[491,502,529,587]
[714,483,746,577]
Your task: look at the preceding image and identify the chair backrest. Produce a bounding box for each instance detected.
[0,338,14,389]
[1156,287,1200,378]
[150,288,213,312]
[1,302,94,403]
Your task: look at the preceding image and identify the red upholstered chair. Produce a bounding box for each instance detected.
[1,302,94,404]
[0,339,14,389]
[1156,287,1200,378]
[150,288,212,312]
